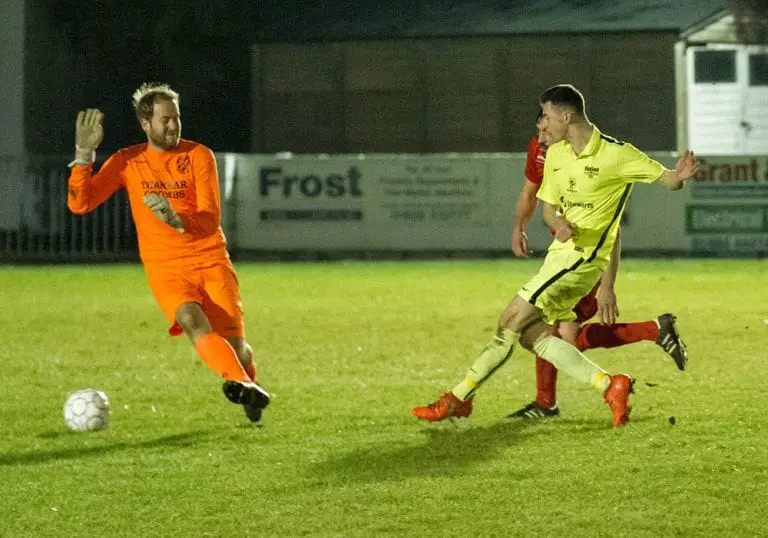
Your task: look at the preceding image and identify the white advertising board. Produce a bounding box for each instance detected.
[221,152,768,256]
[230,154,516,251]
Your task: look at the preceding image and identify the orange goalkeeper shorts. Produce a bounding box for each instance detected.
[144,258,244,338]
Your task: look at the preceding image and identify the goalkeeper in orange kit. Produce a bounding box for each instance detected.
[67,83,269,422]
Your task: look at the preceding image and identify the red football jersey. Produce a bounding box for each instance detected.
[523,135,556,236]
[524,136,546,186]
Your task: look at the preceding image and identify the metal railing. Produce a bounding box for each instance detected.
[0,156,138,262]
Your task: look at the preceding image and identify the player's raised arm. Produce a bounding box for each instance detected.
[175,146,221,236]
[618,143,699,192]
[67,109,125,214]
[73,108,104,164]
[659,150,699,190]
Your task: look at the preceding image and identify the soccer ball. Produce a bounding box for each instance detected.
[63,389,111,432]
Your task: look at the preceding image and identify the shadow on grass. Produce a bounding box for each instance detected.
[310,419,532,484]
[553,413,659,430]
[0,430,215,467]
[311,413,656,484]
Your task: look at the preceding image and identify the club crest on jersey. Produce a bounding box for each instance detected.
[584,165,600,179]
[567,178,577,192]
[176,154,191,174]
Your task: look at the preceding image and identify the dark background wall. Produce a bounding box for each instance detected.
[22,0,677,156]
[23,0,255,154]
[252,32,679,154]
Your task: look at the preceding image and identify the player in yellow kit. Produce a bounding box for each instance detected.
[412,84,699,427]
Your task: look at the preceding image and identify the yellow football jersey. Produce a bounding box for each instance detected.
[537,126,666,268]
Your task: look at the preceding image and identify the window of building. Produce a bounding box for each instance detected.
[694,50,737,83]
[749,53,768,86]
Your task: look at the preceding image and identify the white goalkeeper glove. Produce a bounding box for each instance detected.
[68,108,104,167]
[143,193,185,233]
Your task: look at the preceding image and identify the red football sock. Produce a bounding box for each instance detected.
[194,332,251,382]
[535,357,558,408]
[575,321,659,352]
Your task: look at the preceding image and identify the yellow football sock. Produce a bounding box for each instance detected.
[533,335,610,392]
[452,328,519,401]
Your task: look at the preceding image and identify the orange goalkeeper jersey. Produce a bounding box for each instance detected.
[67,139,228,265]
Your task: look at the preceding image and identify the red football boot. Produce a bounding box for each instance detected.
[603,374,634,428]
[412,392,474,422]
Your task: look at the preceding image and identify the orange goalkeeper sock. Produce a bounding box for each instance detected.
[194,332,251,382]
[244,361,256,382]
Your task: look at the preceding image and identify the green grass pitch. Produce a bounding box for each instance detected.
[1,259,766,537]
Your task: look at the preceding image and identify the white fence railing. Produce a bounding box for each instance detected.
[0,156,136,261]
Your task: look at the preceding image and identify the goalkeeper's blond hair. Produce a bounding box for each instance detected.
[132,83,179,123]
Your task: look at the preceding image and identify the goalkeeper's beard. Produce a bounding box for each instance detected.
[148,129,180,150]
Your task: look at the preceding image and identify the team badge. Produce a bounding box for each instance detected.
[176,154,191,174]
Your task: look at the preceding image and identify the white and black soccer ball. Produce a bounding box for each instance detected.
[63,389,111,432]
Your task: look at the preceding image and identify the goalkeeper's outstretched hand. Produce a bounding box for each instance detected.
[70,109,104,166]
[75,108,104,151]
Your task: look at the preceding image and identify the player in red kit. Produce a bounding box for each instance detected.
[507,110,688,419]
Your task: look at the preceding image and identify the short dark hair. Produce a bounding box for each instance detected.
[539,84,585,116]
